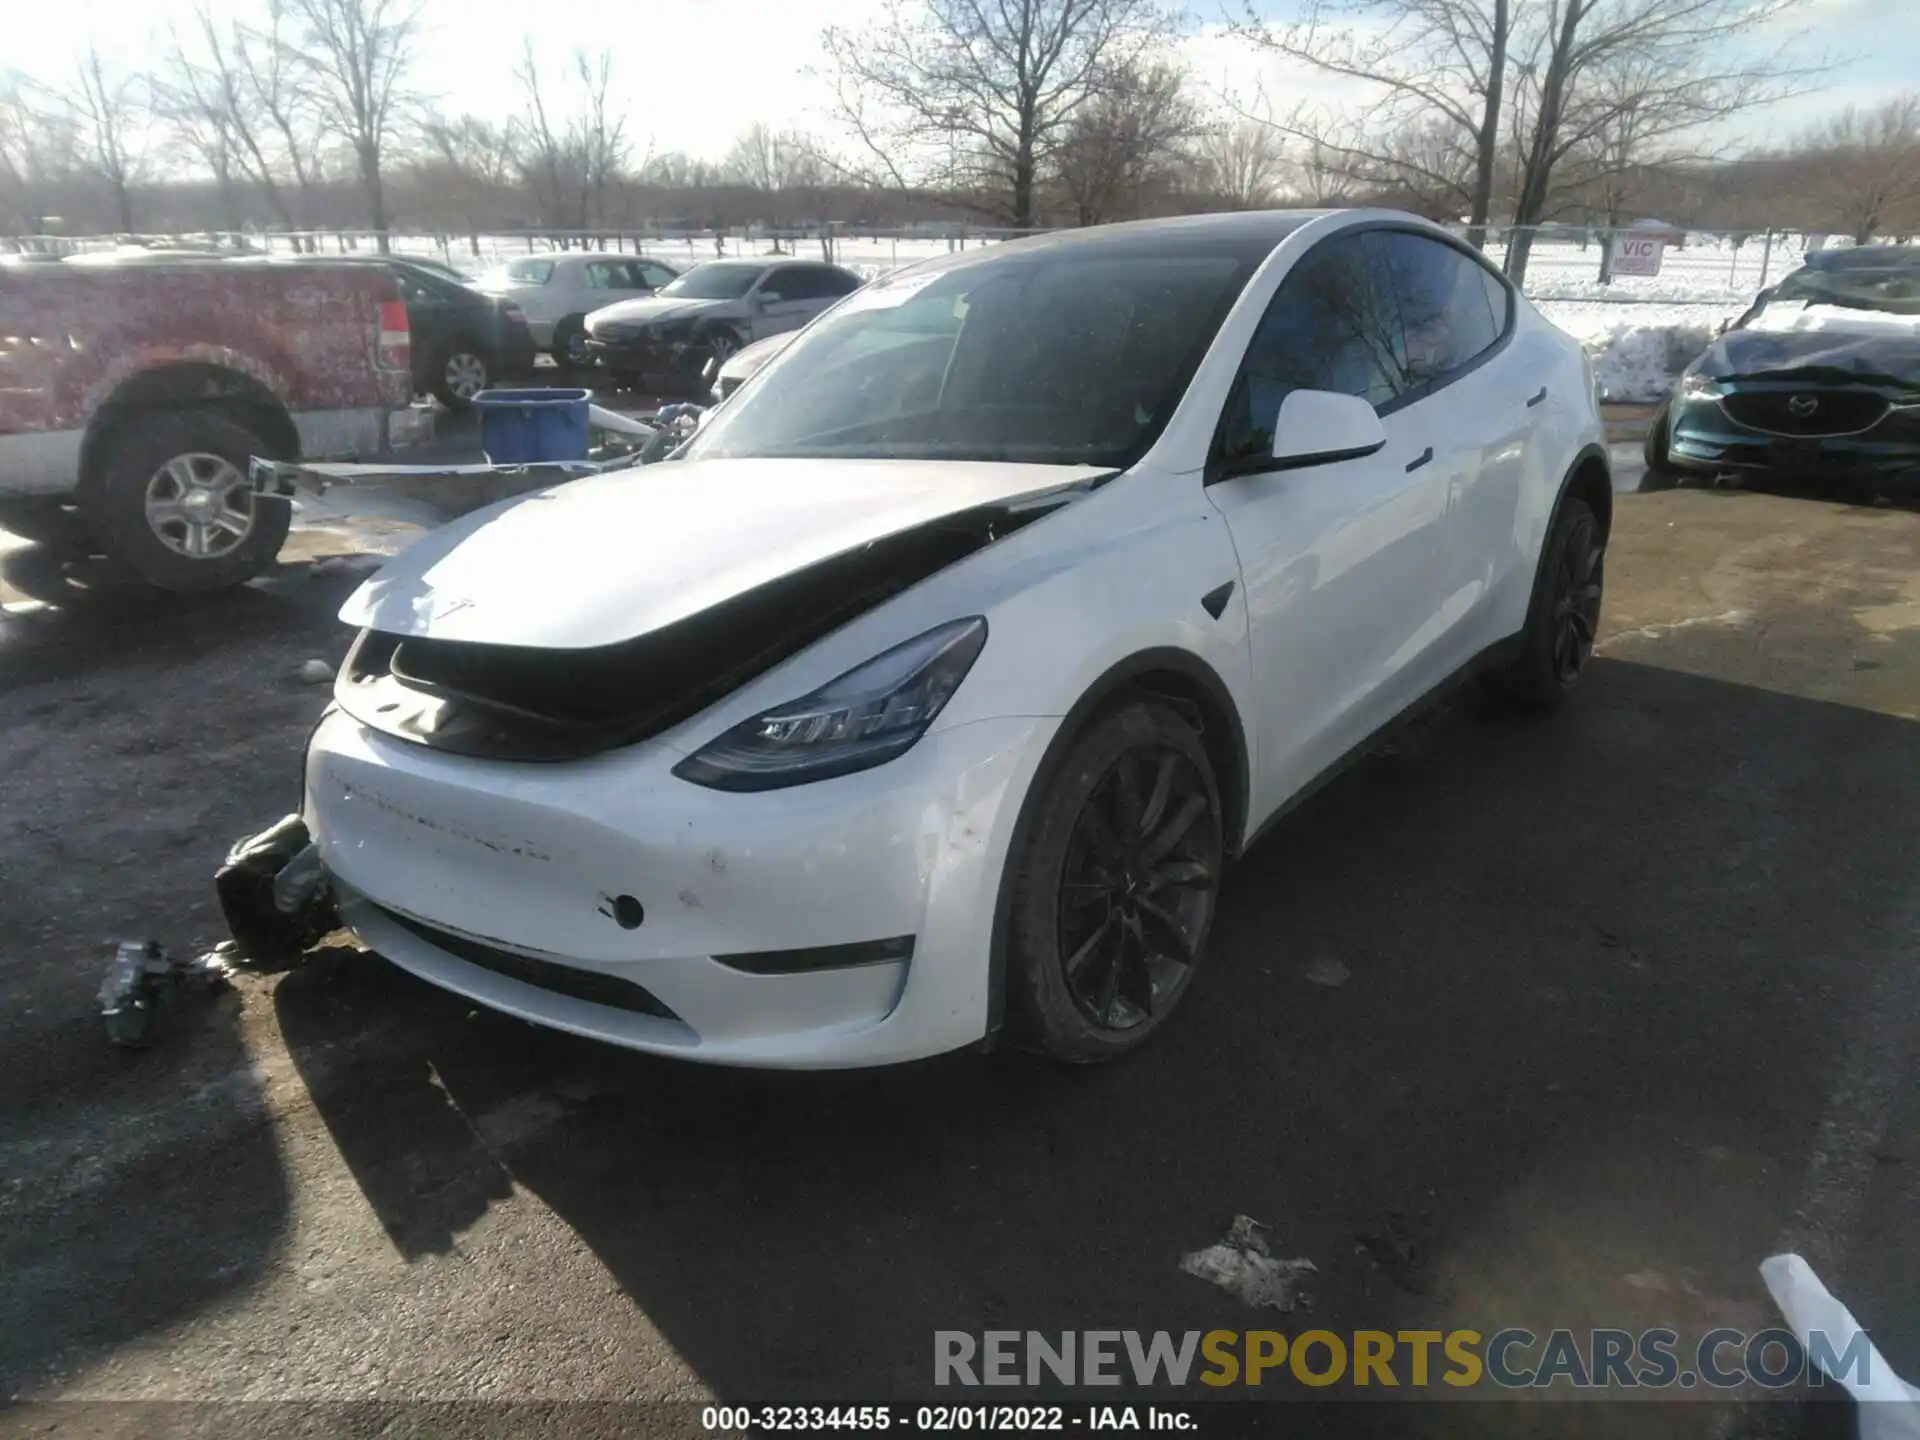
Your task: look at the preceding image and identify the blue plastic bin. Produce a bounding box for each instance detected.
[471,388,591,464]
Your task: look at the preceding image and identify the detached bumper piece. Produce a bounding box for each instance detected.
[215,814,338,963]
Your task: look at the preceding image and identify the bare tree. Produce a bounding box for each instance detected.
[419,112,518,252]
[572,49,629,230]
[1194,118,1285,209]
[1501,0,1824,283]
[284,0,419,248]
[153,49,243,231]
[512,43,630,233]
[1793,94,1920,244]
[822,0,1176,227]
[68,45,145,233]
[1290,133,1362,204]
[243,1,326,235]
[725,122,821,191]
[1052,58,1200,224]
[1,74,82,233]
[1234,0,1513,245]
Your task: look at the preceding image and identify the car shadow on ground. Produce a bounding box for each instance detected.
[273,644,1920,1438]
[0,537,359,689]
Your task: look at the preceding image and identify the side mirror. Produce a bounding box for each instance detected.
[1265,390,1388,471]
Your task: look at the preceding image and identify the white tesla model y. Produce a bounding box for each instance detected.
[306,210,1610,1068]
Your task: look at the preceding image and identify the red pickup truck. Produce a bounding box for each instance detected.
[0,256,429,590]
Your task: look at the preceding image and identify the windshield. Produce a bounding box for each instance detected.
[1761,263,1920,317]
[684,250,1255,467]
[660,263,765,300]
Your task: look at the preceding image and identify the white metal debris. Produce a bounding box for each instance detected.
[1761,1254,1920,1440]
[1181,1215,1316,1312]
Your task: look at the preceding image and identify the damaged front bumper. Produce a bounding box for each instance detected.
[302,705,1055,1067]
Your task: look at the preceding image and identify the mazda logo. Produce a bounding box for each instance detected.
[1788,394,1820,418]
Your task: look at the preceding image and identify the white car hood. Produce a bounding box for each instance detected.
[339,457,1108,649]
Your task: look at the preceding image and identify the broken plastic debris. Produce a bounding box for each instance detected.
[216,815,338,962]
[1303,956,1350,987]
[299,659,335,684]
[98,941,175,1048]
[1181,1215,1316,1312]
[1761,1254,1920,1440]
[271,843,326,916]
[97,941,232,1048]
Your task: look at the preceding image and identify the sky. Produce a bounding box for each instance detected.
[4,0,1914,166]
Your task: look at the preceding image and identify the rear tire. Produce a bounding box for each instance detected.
[1486,497,1604,711]
[431,340,491,409]
[1005,699,1224,1063]
[86,410,291,593]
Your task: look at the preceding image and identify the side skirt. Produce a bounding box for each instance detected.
[1239,632,1524,858]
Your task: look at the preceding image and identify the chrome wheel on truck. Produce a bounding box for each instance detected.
[89,411,291,592]
[143,452,258,558]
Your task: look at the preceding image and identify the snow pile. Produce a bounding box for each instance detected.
[1581,318,1714,402]
[1534,301,1718,402]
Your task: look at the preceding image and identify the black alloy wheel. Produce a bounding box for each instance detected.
[1005,700,1224,1061]
[1550,506,1604,686]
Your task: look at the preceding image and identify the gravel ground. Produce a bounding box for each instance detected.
[2,446,1916,1439]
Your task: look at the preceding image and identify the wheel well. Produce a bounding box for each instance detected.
[982,648,1250,1048]
[1564,447,1613,542]
[80,364,298,490]
[1119,670,1249,861]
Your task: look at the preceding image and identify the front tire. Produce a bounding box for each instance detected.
[1005,700,1224,1063]
[1488,497,1604,709]
[551,316,591,368]
[1643,402,1676,474]
[86,410,291,593]
[699,327,742,371]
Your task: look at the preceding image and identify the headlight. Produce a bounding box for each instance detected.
[672,618,988,791]
[1680,371,1722,399]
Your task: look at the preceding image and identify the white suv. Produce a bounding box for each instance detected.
[304,210,1609,1068]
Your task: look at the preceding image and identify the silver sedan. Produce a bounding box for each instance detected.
[472,253,680,362]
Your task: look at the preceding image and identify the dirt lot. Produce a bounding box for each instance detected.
[1,447,1916,1438]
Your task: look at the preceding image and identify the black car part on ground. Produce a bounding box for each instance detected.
[216,814,338,962]
[333,491,1092,763]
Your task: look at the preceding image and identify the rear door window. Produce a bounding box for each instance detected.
[1367,231,1502,394]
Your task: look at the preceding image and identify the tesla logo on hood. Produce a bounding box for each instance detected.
[1788,394,1820,417]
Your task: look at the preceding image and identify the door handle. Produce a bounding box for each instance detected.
[1526,386,1548,407]
[1405,446,1433,473]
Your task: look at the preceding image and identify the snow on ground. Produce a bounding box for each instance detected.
[374,229,1873,404]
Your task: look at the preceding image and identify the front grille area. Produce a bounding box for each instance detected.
[1721,390,1890,437]
[375,905,680,1019]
